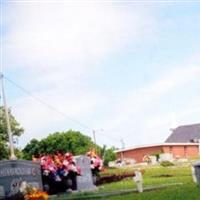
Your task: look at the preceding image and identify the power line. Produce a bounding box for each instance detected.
[97,130,122,144]
[3,74,92,130]
[3,74,122,145]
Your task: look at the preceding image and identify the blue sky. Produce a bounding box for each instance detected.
[1,1,200,149]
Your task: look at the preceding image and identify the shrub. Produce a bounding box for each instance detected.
[160,160,174,167]
[103,148,116,166]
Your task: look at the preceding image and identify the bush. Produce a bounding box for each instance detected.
[160,160,174,167]
[103,148,116,166]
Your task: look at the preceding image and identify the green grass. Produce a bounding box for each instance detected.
[98,166,191,191]
[51,165,200,200]
[103,166,200,200]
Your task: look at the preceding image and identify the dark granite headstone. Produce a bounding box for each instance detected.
[75,156,96,191]
[194,163,200,185]
[0,160,43,199]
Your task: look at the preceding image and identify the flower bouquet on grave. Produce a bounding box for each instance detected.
[19,182,48,200]
[38,152,81,192]
[86,150,103,184]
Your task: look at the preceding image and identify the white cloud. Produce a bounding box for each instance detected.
[147,108,200,132]
[3,3,156,147]
[12,88,108,142]
[3,2,200,149]
[11,91,106,147]
[13,64,200,147]
[5,3,155,72]
[104,66,200,127]
[99,66,200,146]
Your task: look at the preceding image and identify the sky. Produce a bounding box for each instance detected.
[1,0,200,149]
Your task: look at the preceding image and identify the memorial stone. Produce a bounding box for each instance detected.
[159,153,173,162]
[75,155,97,191]
[0,160,43,199]
[193,162,200,185]
[149,156,157,165]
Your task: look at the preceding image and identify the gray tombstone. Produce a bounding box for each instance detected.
[159,153,173,162]
[193,163,200,185]
[75,155,97,191]
[0,160,43,199]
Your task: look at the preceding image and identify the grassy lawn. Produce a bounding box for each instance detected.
[104,166,200,200]
[51,165,200,199]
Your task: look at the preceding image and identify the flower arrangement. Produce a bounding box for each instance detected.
[86,150,103,173]
[38,152,81,182]
[24,189,48,200]
[32,152,82,193]
[20,181,48,200]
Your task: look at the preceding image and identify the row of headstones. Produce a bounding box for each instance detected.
[0,155,96,199]
[109,153,175,168]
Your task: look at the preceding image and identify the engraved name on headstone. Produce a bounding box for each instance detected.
[0,160,43,199]
[75,155,96,191]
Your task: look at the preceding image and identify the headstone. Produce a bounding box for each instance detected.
[149,156,157,165]
[108,161,115,168]
[75,155,97,191]
[133,170,143,193]
[159,153,173,162]
[124,158,136,166]
[191,166,197,183]
[0,160,43,199]
[193,162,200,185]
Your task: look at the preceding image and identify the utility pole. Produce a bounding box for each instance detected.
[120,138,125,161]
[92,129,96,146]
[92,129,104,154]
[0,73,17,160]
[92,129,96,153]
[121,138,125,149]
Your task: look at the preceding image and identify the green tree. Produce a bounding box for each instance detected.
[103,147,117,166]
[0,107,24,140]
[0,106,24,160]
[0,141,8,160]
[22,139,41,160]
[22,130,98,159]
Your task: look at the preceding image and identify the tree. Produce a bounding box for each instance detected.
[103,147,117,166]
[0,141,8,159]
[0,107,24,139]
[0,106,24,160]
[22,139,41,160]
[22,130,98,159]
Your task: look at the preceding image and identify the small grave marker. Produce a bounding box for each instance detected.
[133,170,143,193]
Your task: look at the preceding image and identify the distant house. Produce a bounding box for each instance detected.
[116,123,200,163]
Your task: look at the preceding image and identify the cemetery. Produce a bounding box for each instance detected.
[1,150,200,199]
[0,0,200,200]
[48,160,200,200]
[1,89,200,200]
[1,3,200,199]
[1,100,200,199]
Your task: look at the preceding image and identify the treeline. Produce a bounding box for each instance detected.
[0,107,116,165]
[22,130,98,159]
